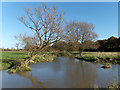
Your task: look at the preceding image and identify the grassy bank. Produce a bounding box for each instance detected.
[0,51,72,73]
[1,51,119,73]
[0,51,56,73]
[108,82,120,89]
[74,52,120,64]
[0,51,28,70]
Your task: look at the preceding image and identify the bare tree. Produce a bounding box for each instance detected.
[15,33,40,56]
[17,4,65,64]
[65,21,98,56]
[15,43,19,50]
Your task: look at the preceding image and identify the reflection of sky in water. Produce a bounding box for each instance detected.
[97,64,118,88]
[2,57,119,88]
[2,70,33,88]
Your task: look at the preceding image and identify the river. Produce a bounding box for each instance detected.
[2,57,119,88]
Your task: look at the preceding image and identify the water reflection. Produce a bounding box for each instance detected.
[29,57,99,88]
[17,72,45,88]
[57,58,99,88]
[2,57,119,88]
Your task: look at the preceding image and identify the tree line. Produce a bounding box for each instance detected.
[97,36,120,52]
[50,36,119,52]
[3,36,119,52]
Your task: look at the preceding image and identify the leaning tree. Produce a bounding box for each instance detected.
[17,4,65,64]
[65,21,98,56]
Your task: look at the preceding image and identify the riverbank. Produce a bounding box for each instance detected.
[74,52,120,64]
[108,83,120,88]
[0,51,119,73]
[0,51,72,73]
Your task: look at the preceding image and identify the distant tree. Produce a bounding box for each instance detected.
[97,40,107,51]
[15,43,19,50]
[67,42,80,51]
[67,42,74,51]
[52,41,68,51]
[118,37,120,48]
[15,33,40,56]
[107,36,118,49]
[16,4,65,64]
[65,21,98,56]
[82,41,100,50]
[97,36,119,52]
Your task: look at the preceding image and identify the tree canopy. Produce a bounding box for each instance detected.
[17,4,65,57]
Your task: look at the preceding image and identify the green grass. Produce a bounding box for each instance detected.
[2,51,27,62]
[34,53,56,63]
[56,51,72,57]
[8,62,32,74]
[1,51,27,71]
[0,63,11,70]
[1,51,58,73]
[74,52,120,64]
[101,63,112,69]
[108,82,120,89]
[1,51,120,73]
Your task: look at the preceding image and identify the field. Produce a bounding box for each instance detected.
[2,51,27,61]
[0,51,27,70]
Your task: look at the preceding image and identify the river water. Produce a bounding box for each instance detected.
[2,57,119,88]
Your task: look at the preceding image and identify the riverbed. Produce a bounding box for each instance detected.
[2,57,119,88]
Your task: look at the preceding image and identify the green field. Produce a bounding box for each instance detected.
[0,51,27,70]
[2,51,27,61]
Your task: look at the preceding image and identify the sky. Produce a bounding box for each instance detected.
[2,2,118,49]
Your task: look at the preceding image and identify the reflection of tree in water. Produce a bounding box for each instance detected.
[43,58,99,88]
[63,60,99,88]
[47,58,99,88]
[16,58,99,88]
[51,57,68,72]
[17,72,45,88]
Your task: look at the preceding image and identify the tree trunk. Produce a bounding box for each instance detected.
[79,49,83,57]
[24,54,38,65]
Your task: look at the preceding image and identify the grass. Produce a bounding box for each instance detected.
[34,52,56,63]
[34,51,71,63]
[1,51,59,73]
[56,51,72,57]
[8,62,32,74]
[1,51,120,73]
[0,63,11,70]
[101,63,112,69]
[108,82,120,89]
[2,51,28,61]
[74,52,120,64]
[1,51,28,71]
